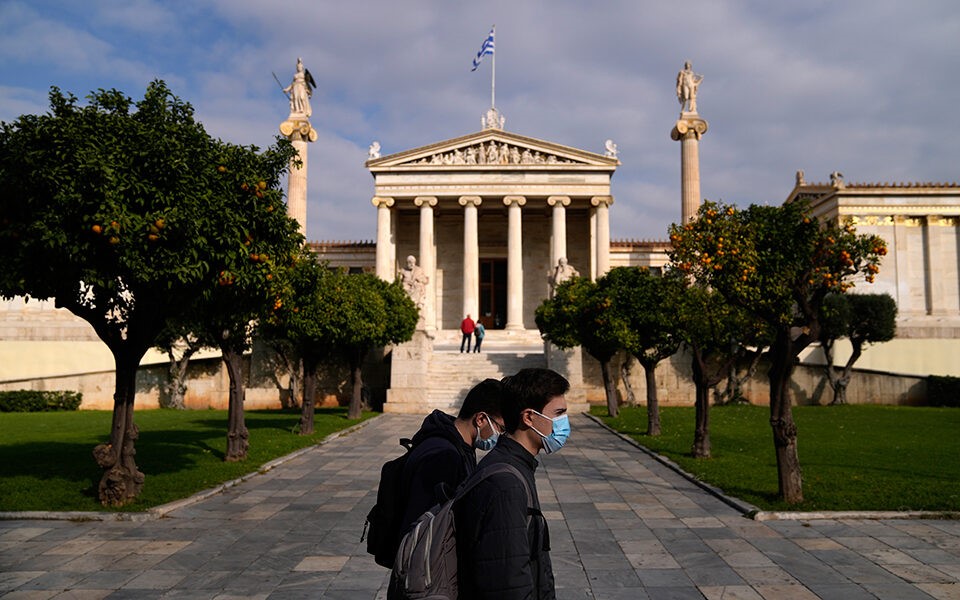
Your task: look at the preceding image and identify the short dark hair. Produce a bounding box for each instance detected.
[500,368,570,433]
[458,378,504,419]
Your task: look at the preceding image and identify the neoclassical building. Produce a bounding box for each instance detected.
[365,114,620,333]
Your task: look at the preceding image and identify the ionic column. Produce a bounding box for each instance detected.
[504,196,526,330]
[589,207,598,280]
[671,116,709,223]
[459,196,482,320]
[372,196,395,281]
[548,196,571,269]
[592,196,613,277]
[415,196,438,331]
[279,119,317,235]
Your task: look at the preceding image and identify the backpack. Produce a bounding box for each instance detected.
[363,437,414,568]
[389,462,532,600]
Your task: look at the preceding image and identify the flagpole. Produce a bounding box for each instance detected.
[491,25,496,109]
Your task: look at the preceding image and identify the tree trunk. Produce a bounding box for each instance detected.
[161,345,196,409]
[299,355,318,435]
[768,331,803,504]
[222,348,249,462]
[600,358,618,418]
[92,352,146,507]
[830,342,861,405]
[641,361,661,436]
[620,357,637,406]
[347,349,365,420]
[288,357,303,409]
[690,350,711,458]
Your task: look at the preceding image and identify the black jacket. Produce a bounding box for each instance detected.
[399,410,477,534]
[454,436,555,600]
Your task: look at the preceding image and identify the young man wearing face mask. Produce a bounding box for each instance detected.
[454,368,570,599]
[397,378,506,537]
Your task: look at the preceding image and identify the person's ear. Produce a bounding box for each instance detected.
[520,409,535,430]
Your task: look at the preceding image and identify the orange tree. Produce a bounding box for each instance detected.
[535,276,624,416]
[818,293,897,405]
[0,82,295,505]
[165,140,302,460]
[668,200,886,503]
[268,254,417,429]
[600,267,684,434]
[675,283,771,458]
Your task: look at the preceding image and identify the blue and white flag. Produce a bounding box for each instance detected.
[471,27,495,71]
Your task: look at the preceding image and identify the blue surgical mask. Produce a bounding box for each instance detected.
[474,414,501,451]
[530,410,570,454]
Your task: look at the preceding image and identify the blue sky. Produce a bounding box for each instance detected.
[2,1,958,243]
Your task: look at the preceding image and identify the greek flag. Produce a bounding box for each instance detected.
[471,27,495,71]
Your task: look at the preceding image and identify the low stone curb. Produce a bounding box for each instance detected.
[0,413,381,522]
[582,412,960,522]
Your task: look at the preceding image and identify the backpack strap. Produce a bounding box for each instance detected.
[453,462,534,511]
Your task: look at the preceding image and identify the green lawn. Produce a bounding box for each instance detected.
[0,408,372,512]
[593,404,960,513]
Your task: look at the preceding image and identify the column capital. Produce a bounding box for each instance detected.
[458,196,482,207]
[547,195,571,207]
[372,196,395,208]
[590,195,614,207]
[414,196,438,208]
[503,195,527,207]
[671,116,709,141]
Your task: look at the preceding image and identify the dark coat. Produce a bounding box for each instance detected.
[454,436,555,600]
[399,410,477,534]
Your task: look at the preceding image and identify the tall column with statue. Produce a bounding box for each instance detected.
[278,57,318,235]
[670,61,709,224]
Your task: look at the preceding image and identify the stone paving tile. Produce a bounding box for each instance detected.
[1,413,960,599]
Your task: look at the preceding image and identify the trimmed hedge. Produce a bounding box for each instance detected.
[927,375,960,408]
[0,391,83,412]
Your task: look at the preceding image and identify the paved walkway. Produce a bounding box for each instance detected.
[1,414,959,599]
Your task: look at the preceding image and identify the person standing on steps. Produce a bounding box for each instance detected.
[460,314,475,353]
[473,321,486,353]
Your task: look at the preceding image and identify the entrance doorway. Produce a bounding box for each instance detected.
[479,258,507,329]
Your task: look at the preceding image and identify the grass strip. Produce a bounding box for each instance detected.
[593,404,960,512]
[0,408,372,512]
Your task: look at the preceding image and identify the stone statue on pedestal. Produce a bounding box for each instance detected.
[400,255,429,311]
[284,57,316,117]
[550,257,579,295]
[676,61,703,114]
[368,141,381,160]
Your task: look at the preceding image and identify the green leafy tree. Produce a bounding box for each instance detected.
[669,200,886,503]
[0,82,295,505]
[169,139,302,460]
[819,293,897,405]
[676,284,770,458]
[536,277,624,416]
[153,325,209,410]
[270,255,418,429]
[601,267,684,434]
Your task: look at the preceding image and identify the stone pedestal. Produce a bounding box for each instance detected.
[671,113,709,224]
[544,342,590,413]
[383,331,433,412]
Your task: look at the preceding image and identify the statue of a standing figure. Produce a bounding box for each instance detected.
[400,255,429,312]
[676,61,703,114]
[284,57,316,117]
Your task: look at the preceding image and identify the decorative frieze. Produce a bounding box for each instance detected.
[403,141,583,167]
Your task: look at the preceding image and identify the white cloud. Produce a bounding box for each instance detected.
[3,0,958,244]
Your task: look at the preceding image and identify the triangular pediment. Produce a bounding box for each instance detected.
[367,129,619,171]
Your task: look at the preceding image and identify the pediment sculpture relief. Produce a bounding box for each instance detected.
[402,141,583,167]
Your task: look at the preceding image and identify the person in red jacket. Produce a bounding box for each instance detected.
[460,314,475,353]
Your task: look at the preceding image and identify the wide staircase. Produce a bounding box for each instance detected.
[422,328,547,411]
